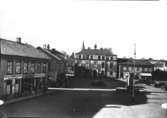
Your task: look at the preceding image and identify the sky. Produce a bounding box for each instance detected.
[0,0,167,59]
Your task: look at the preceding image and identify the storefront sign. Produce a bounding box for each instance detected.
[140,73,152,77]
[34,73,46,78]
[4,74,23,80]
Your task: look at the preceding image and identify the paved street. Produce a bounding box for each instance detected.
[0,78,167,118]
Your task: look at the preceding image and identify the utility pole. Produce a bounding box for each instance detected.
[132,43,136,97]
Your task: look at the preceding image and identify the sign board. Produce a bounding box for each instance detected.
[34,73,46,78]
[4,74,23,80]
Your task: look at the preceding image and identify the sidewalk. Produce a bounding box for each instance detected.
[3,91,53,105]
[93,84,167,118]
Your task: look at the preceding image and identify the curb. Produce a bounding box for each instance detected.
[3,91,53,105]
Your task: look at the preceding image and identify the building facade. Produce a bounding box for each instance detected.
[37,46,66,87]
[149,59,167,71]
[117,58,154,80]
[0,38,50,98]
[75,43,117,78]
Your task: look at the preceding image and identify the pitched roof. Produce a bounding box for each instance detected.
[76,48,115,56]
[37,47,61,61]
[50,49,65,60]
[0,38,50,59]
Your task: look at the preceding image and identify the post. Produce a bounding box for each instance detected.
[132,43,136,98]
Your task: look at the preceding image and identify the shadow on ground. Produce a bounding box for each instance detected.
[67,78,127,89]
[2,79,151,118]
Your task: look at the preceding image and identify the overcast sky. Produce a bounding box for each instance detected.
[0,0,167,59]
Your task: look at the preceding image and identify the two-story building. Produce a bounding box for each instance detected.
[37,45,66,87]
[75,42,117,78]
[117,58,154,80]
[0,38,50,98]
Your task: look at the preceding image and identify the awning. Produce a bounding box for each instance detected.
[140,73,152,77]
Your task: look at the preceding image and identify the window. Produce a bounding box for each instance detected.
[123,66,127,71]
[102,56,105,60]
[144,68,148,72]
[31,63,35,73]
[102,62,105,68]
[135,67,137,72]
[110,63,113,69]
[98,56,101,60]
[139,67,142,72]
[16,62,21,74]
[110,56,113,60]
[43,63,47,73]
[79,55,81,59]
[7,61,13,74]
[91,55,93,60]
[23,63,28,73]
[113,56,116,60]
[149,68,152,72]
[36,63,41,73]
[93,55,98,60]
[128,67,132,71]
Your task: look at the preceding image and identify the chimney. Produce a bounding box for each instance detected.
[16,37,21,44]
[47,44,50,50]
[94,44,97,49]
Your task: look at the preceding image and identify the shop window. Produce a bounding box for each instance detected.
[24,63,28,73]
[16,62,21,74]
[6,80,12,85]
[7,61,13,74]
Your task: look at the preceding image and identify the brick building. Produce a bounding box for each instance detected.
[0,38,50,98]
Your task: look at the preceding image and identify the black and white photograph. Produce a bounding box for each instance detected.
[0,0,167,118]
